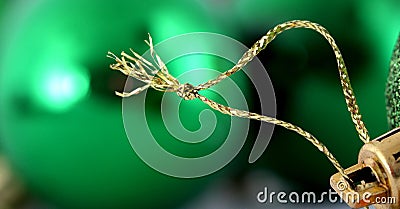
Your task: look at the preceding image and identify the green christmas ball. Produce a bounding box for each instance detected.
[0,1,250,208]
[386,34,400,129]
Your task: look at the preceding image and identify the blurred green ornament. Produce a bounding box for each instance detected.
[386,35,400,128]
[0,1,251,208]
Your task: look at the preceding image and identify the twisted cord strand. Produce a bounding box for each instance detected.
[108,20,370,182]
[195,94,346,177]
[197,20,370,144]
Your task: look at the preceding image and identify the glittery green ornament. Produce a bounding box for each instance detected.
[386,34,400,128]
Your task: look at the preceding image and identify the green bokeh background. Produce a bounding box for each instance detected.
[0,0,399,208]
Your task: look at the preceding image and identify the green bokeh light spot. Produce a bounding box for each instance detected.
[34,63,90,112]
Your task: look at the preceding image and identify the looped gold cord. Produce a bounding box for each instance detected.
[107,20,370,181]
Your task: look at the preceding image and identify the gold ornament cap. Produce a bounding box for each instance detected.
[331,127,400,208]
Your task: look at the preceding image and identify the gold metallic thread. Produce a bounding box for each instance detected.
[108,20,370,182]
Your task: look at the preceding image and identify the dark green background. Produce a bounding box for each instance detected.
[0,0,399,208]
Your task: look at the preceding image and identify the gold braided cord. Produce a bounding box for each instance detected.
[108,20,370,181]
[197,20,370,144]
[195,94,346,177]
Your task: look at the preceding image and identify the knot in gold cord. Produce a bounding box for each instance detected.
[176,83,198,100]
